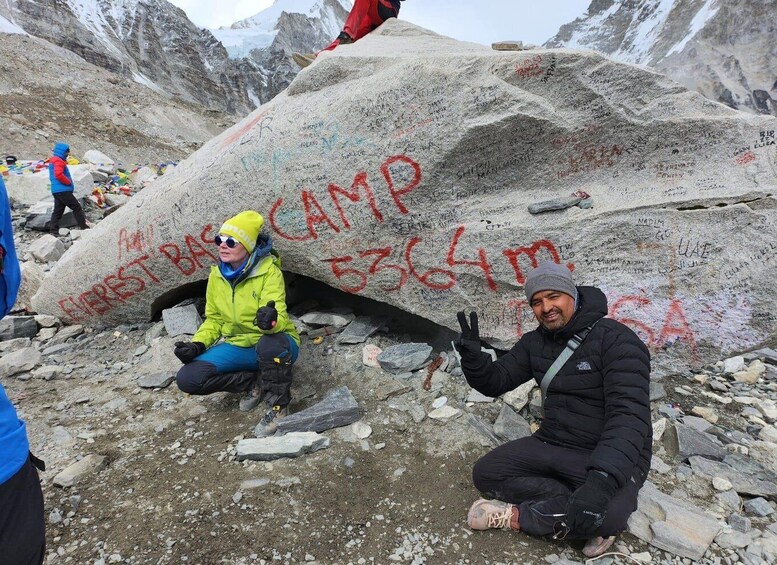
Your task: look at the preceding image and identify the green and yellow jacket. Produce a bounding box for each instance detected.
[193,235,299,348]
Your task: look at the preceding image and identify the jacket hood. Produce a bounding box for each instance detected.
[52,143,69,159]
[542,285,608,340]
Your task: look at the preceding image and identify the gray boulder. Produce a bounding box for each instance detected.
[31,20,777,373]
[377,343,432,374]
[161,305,202,338]
[0,316,39,340]
[29,234,66,263]
[628,481,721,561]
[274,386,360,436]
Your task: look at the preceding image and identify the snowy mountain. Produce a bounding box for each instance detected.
[0,0,348,115]
[213,0,350,58]
[546,0,777,116]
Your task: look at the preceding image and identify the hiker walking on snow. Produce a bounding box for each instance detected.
[48,142,89,235]
[174,211,300,437]
[457,262,651,559]
[294,0,403,67]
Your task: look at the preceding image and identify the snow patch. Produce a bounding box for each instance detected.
[667,0,720,56]
[132,71,165,95]
[617,0,676,64]
[0,15,27,35]
[211,0,351,59]
[564,2,621,50]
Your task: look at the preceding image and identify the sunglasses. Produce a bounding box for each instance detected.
[214,235,239,248]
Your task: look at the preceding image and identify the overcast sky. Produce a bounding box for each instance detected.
[169,0,590,46]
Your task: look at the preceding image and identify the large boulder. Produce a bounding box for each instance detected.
[4,171,51,205]
[31,21,777,371]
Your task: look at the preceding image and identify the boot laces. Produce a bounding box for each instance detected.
[487,506,514,529]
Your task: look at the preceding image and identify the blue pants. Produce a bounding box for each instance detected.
[176,333,298,396]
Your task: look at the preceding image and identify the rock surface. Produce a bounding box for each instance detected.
[31,20,777,373]
[53,454,108,488]
[236,432,330,461]
[275,386,360,435]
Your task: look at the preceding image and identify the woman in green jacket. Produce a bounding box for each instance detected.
[174,211,300,436]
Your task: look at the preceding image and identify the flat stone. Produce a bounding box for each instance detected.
[0,346,42,378]
[32,365,63,380]
[377,343,432,374]
[431,396,447,409]
[503,379,536,411]
[691,406,719,424]
[716,489,742,512]
[375,379,411,401]
[658,404,684,419]
[728,513,752,533]
[428,405,461,420]
[53,454,108,487]
[723,356,747,374]
[300,310,354,328]
[362,344,382,368]
[144,321,166,345]
[751,348,777,365]
[681,415,714,433]
[351,421,372,439]
[467,388,495,403]
[491,40,524,51]
[275,386,360,435]
[651,454,672,474]
[528,196,582,214]
[652,417,668,442]
[240,478,271,490]
[649,381,666,401]
[161,305,202,338]
[715,529,752,549]
[42,343,73,356]
[627,480,721,561]
[734,360,765,384]
[0,337,31,353]
[37,327,57,342]
[0,316,39,340]
[753,398,777,421]
[337,315,388,344]
[236,432,330,461]
[138,372,175,389]
[35,314,62,328]
[29,234,66,262]
[493,404,532,442]
[666,422,726,461]
[744,497,775,517]
[47,325,84,346]
[690,455,777,498]
[713,477,733,491]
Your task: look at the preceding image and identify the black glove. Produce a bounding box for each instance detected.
[565,471,619,537]
[455,311,482,360]
[174,341,205,364]
[255,300,278,330]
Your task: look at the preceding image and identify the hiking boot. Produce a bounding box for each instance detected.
[582,535,615,557]
[292,52,316,68]
[254,405,288,438]
[467,498,519,531]
[337,31,354,44]
[238,381,262,412]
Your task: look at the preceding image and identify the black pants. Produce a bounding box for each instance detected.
[472,436,640,539]
[50,191,88,232]
[0,459,45,565]
[176,334,294,404]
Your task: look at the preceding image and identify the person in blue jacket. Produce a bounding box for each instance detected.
[48,142,89,235]
[0,175,46,564]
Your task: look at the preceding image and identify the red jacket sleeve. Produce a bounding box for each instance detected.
[53,159,71,185]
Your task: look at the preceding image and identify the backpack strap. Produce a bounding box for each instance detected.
[540,321,599,404]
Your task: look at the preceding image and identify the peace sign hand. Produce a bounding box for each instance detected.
[455,311,483,360]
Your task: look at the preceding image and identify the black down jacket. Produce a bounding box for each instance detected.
[462,286,652,488]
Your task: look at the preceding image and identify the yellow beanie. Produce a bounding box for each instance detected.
[219,211,264,253]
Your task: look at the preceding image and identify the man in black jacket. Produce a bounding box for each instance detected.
[457,262,651,558]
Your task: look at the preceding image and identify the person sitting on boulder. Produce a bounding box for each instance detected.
[456,262,651,559]
[174,211,300,436]
[293,0,402,68]
[48,142,90,235]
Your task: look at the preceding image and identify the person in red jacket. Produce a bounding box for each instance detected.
[48,142,89,235]
[293,0,402,68]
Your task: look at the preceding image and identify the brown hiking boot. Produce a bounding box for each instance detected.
[238,379,262,412]
[254,405,288,438]
[467,498,519,531]
[292,53,316,68]
[582,535,616,557]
